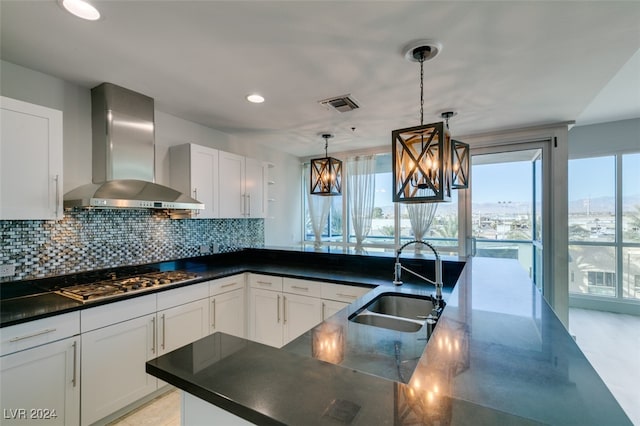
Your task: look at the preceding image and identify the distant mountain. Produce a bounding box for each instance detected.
[377,194,640,217]
[569,195,640,214]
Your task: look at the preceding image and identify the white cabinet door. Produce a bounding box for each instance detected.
[218,151,246,218]
[158,298,209,355]
[0,96,63,220]
[247,287,283,348]
[210,288,245,338]
[0,336,79,426]
[170,143,219,218]
[322,299,349,320]
[244,157,267,218]
[80,314,156,426]
[283,293,323,344]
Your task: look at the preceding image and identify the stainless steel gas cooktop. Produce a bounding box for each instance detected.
[56,270,200,303]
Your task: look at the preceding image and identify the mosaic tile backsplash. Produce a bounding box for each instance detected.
[0,209,264,281]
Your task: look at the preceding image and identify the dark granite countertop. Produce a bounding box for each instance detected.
[0,248,460,327]
[1,248,631,424]
[146,255,632,426]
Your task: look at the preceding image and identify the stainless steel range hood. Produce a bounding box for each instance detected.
[64,83,204,211]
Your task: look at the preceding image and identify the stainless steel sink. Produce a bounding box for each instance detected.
[348,293,438,333]
[350,313,423,332]
[366,294,435,321]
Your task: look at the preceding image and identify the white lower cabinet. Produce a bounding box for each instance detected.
[320,283,371,320]
[1,273,370,426]
[248,287,283,347]
[81,314,156,426]
[210,289,245,338]
[321,299,349,320]
[80,288,209,425]
[209,274,246,338]
[0,311,80,426]
[157,298,209,356]
[282,293,323,344]
[247,274,324,347]
[1,336,80,426]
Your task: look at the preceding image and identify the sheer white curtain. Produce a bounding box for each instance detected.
[347,155,376,251]
[304,163,331,249]
[406,203,438,251]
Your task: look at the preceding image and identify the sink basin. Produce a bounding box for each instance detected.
[348,293,438,333]
[350,313,423,332]
[366,294,435,321]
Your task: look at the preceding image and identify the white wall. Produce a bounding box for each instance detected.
[0,60,302,247]
[569,118,640,158]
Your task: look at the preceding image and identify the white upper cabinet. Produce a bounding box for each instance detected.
[219,151,267,219]
[218,150,246,218]
[171,144,267,219]
[170,143,219,219]
[0,96,63,220]
[244,156,267,218]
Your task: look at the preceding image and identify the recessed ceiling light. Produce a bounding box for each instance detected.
[59,0,101,21]
[246,94,265,104]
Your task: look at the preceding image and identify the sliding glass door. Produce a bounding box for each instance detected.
[464,142,548,292]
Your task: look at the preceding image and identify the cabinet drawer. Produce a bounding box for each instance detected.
[321,283,371,303]
[81,294,156,333]
[1,311,79,356]
[157,282,209,311]
[248,274,283,291]
[283,278,321,298]
[210,274,245,296]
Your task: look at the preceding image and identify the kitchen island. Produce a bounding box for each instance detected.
[145,251,632,425]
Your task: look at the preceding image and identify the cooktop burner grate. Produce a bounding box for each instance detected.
[56,270,200,303]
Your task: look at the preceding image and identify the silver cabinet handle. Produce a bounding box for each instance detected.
[193,189,200,216]
[151,317,156,354]
[161,314,166,350]
[242,194,247,217]
[247,194,251,217]
[336,293,357,299]
[257,281,272,286]
[283,295,287,324]
[221,282,237,288]
[9,328,56,342]
[322,302,326,321]
[291,285,309,291]
[277,294,280,323]
[211,299,216,329]
[72,340,77,387]
[54,174,60,217]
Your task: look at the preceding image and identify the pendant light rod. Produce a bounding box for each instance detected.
[321,133,333,157]
[441,111,457,128]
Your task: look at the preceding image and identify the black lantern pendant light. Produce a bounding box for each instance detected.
[441,111,470,189]
[392,40,453,203]
[310,133,342,196]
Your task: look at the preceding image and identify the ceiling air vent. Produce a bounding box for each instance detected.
[319,94,360,113]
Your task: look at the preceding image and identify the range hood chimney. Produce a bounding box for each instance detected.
[64,83,204,211]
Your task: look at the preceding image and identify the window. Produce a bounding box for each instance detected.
[568,152,640,302]
[352,153,394,246]
[303,151,460,253]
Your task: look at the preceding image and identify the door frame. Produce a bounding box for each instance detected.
[457,123,571,325]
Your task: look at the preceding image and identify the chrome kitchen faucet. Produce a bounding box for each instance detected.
[393,240,443,308]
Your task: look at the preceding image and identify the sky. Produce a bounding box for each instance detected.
[371,152,640,207]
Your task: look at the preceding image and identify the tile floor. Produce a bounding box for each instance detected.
[107,388,180,426]
[569,308,640,425]
[108,308,639,426]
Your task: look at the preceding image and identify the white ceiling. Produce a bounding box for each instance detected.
[1,1,639,158]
